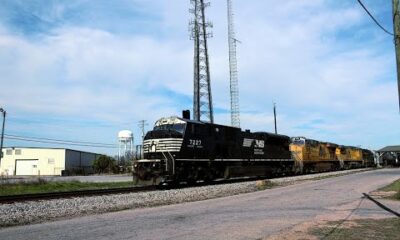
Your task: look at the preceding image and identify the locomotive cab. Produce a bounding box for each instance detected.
[143,117,187,160]
[134,116,187,185]
[290,137,306,161]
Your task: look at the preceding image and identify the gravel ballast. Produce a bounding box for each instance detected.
[0,168,371,228]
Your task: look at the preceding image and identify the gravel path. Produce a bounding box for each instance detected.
[0,168,370,228]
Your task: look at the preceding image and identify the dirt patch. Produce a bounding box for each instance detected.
[311,218,400,240]
[266,217,400,240]
[369,190,397,199]
[264,198,400,240]
[265,221,318,240]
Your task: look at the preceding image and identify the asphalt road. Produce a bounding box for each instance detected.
[1,168,399,240]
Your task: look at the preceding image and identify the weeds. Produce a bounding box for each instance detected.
[255,180,276,190]
[311,218,400,240]
[0,180,135,196]
[379,179,400,200]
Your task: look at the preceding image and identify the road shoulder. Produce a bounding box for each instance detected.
[265,178,400,240]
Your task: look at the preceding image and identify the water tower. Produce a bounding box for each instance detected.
[118,130,134,164]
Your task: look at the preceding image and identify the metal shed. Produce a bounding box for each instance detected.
[0,147,101,176]
[376,145,400,166]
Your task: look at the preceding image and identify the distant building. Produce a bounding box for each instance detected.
[0,147,101,176]
[376,145,400,166]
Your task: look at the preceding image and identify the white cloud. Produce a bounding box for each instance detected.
[0,0,398,154]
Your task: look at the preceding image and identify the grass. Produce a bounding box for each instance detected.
[379,179,400,200]
[255,180,276,190]
[311,218,400,240]
[0,179,135,196]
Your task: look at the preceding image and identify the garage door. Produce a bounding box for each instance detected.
[16,159,39,175]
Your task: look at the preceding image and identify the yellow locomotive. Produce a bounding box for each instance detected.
[290,137,370,173]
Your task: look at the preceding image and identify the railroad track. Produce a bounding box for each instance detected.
[0,185,157,204]
[0,169,370,204]
[0,176,277,204]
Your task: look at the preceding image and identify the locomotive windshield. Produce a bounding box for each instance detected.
[153,117,187,134]
[154,124,186,134]
[292,137,305,145]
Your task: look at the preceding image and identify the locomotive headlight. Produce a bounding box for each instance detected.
[152,163,160,169]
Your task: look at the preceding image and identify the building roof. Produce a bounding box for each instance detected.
[377,145,400,152]
[2,147,103,155]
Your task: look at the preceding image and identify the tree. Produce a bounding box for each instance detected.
[93,155,117,174]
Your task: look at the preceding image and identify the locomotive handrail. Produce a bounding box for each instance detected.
[291,151,303,173]
[161,152,168,172]
[161,151,176,175]
[167,151,176,175]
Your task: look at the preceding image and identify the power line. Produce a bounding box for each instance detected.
[5,136,118,148]
[4,134,115,146]
[4,134,117,148]
[357,0,394,36]
[5,134,115,146]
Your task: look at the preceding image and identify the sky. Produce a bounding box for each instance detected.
[0,0,398,155]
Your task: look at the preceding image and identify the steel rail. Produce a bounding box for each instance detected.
[1,169,371,204]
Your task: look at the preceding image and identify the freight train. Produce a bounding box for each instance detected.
[133,112,375,185]
[290,137,375,173]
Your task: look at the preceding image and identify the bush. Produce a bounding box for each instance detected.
[93,155,117,174]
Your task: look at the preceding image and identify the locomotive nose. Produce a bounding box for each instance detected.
[143,130,185,157]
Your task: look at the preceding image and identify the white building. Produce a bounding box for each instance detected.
[0,147,101,176]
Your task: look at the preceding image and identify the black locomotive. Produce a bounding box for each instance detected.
[133,111,293,185]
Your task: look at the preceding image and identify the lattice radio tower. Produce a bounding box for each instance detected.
[227,0,240,127]
[190,0,214,123]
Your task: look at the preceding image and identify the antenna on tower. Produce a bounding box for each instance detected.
[189,0,214,123]
[227,0,240,128]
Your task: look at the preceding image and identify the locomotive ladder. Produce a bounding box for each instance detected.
[161,151,175,175]
[291,151,304,173]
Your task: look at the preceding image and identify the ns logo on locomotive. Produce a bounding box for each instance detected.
[133,111,375,185]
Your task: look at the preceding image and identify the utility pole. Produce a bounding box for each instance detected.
[138,120,148,142]
[393,0,400,111]
[138,120,148,159]
[273,103,277,134]
[0,108,6,161]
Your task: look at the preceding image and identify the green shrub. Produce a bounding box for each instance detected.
[93,155,117,174]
